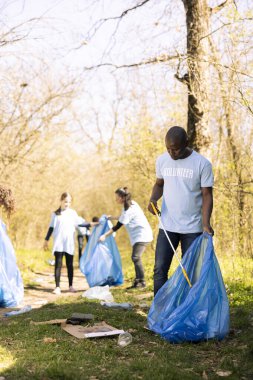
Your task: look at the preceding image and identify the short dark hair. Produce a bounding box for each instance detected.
[165,126,188,145]
[92,216,99,222]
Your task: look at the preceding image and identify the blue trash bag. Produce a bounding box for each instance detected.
[0,219,24,307]
[79,215,123,287]
[147,233,229,343]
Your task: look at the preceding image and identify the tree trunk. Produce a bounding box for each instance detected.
[182,0,211,151]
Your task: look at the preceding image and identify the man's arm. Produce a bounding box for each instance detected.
[148,178,164,215]
[201,187,214,235]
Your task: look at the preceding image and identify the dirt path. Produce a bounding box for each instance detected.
[0,267,89,318]
[0,266,154,319]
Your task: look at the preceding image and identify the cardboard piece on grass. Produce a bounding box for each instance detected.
[61,321,124,339]
[31,313,94,327]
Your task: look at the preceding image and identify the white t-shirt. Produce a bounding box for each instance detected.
[119,201,153,246]
[49,208,80,255]
[156,150,214,233]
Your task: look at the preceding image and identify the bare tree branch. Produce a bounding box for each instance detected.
[199,18,253,44]
[84,53,181,71]
[86,0,153,41]
[210,0,231,14]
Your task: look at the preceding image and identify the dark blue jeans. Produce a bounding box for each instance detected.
[154,229,202,295]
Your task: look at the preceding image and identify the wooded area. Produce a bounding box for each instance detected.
[0,0,252,261]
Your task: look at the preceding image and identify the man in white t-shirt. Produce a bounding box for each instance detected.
[148,126,214,295]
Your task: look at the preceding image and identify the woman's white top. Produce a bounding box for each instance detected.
[49,208,79,255]
[118,201,153,246]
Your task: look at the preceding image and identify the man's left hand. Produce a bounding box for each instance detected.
[203,225,214,236]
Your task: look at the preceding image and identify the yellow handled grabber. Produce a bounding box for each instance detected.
[150,202,192,288]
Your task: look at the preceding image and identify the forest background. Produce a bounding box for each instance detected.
[0,0,253,269]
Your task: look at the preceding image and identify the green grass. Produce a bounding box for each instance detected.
[16,248,53,284]
[0,245,253,379]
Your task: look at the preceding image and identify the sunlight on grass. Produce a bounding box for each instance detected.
[16,248,53,283]
[0,345,16,372]
[219,256,253,286]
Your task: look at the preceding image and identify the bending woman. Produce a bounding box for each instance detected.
[99,187,153,289]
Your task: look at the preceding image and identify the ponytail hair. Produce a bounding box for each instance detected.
[115,187,132,210]
[55,192,72,215]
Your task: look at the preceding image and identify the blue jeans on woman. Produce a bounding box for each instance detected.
[154,229,202,295]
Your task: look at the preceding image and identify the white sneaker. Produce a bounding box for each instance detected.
[53,287,61,295]
[69,286,76,293]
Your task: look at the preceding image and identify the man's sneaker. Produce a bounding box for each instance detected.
[53,287,61,295]
[127,280,146,290]
[136,281,146,289]
[126,279,138,290]
[69,286,76,293]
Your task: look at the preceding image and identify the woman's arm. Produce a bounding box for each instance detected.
[99,228,114,242]
[43,227,54,250]
[107,215,120,221]
[99,222,123,241]
[78,221,99,228]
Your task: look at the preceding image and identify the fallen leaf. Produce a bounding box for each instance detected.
[216,370,233,377]
[43,337,57,343]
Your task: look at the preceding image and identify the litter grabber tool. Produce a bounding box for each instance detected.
[150,202,192,288]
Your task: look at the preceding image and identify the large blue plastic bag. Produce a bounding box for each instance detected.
[80,216,123,287]
[147,233,229,343]
[0,220,24,307]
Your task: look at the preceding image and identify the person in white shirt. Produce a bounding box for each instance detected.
[148,126,214,295]
[43,192,98,295]
[99,187,153,289]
